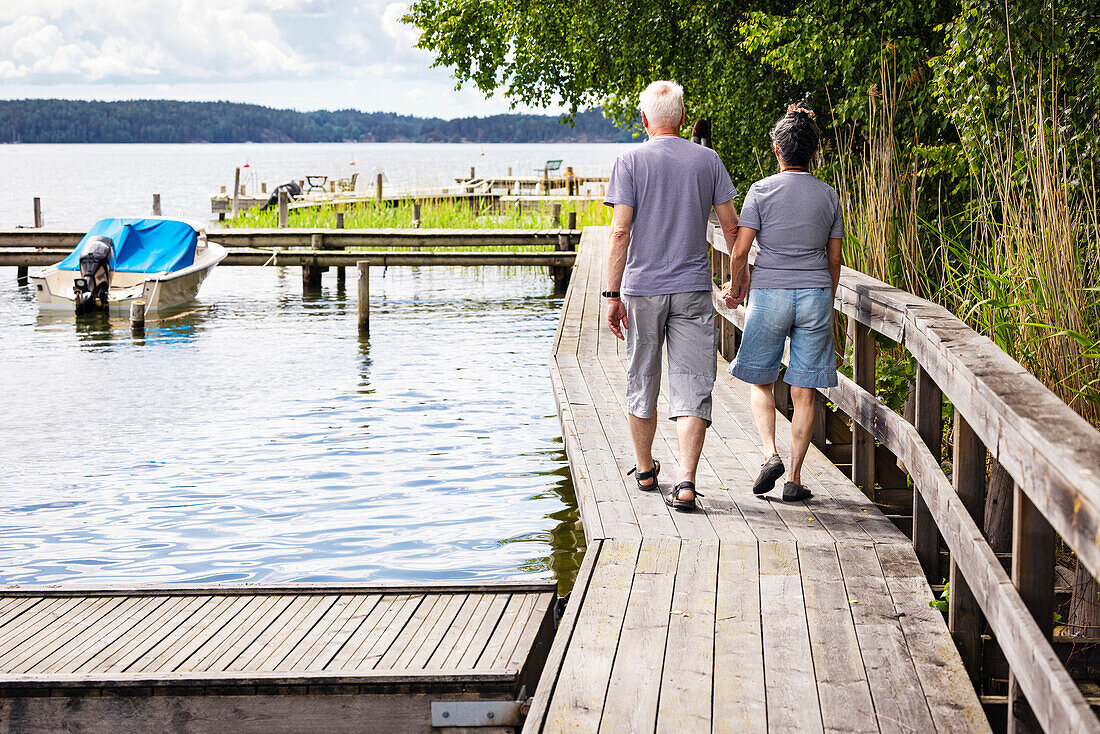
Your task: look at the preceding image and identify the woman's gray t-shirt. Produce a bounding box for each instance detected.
[739,171,844,289]
[603,136,738,296]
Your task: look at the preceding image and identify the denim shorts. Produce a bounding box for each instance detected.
[729,287,838,388]
[624,291,717,424]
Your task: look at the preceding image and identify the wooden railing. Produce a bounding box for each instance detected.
[708,224,1100,733]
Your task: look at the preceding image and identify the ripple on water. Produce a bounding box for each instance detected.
[0,266,584,590]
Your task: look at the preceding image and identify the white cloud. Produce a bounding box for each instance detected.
[0,1,562,117]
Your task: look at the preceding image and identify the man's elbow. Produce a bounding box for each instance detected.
[609,227,630,244]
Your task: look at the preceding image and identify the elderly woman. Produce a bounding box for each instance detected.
[722,104,843,502]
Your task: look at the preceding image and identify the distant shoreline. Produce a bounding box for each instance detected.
[0,99,635,145]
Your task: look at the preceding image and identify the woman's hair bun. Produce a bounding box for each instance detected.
[786,103,816,120]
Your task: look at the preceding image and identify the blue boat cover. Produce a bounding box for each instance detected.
[57,218,197,273]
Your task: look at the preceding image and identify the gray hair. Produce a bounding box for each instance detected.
[639,80,684,128]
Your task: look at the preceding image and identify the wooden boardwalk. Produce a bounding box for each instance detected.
[524,227,990,733]
[0,582,554,733]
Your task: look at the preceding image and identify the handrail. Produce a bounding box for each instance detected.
[708,223,1100,733]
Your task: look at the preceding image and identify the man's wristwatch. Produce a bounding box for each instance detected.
[601,290,621,299]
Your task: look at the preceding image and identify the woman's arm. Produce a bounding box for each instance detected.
[722,225,756,307]
[827,236,843,296]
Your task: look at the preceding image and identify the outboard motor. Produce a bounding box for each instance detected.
[263,180,302,209]
[73,235,114,315]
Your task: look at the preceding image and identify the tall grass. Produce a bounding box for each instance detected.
[224,197,612,231]
[835,59,1100,632]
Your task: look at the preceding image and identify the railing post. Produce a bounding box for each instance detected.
[811,393,827,449]
[948,413,986,683]
[277,189,288,229]
[1008,484,1056,734]
[913,366,944,583]
[852,321,876,498]
[232,166,240,218]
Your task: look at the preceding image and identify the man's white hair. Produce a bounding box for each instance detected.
[639,80,685,128]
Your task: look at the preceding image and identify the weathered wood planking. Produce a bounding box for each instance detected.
[529,227,987,733]
[0,583,553,685]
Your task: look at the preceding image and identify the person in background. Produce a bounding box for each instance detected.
[604,80,742,511]
[722,104,843,502]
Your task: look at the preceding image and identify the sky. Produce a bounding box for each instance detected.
[0,1,555,119]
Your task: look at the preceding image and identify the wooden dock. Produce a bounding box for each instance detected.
[524,227,992,732]
[0,581,555,733]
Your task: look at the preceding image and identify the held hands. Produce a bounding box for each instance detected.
[721,269,751,309]
[606,299,628,340]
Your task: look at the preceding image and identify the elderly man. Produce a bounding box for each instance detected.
[603,80,742,511]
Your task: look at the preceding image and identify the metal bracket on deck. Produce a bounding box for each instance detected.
[432,687,530,727]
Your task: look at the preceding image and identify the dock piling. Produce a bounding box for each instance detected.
[357,261,370,335]
[261,182,267,194]
[376,173,383,203]
[551,203,562,228]
[152,194,161,216]
[278,189,289,228]
[413,202,422,228]
[130,300,145,336]
[232,167,241,218]
[33,197,42,228]
[335,212,346,285]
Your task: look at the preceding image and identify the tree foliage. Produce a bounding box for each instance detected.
[405,0,1097,192]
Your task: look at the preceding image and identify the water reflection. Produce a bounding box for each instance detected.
[1,264,583,591]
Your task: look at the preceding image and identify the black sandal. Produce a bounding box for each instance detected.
[627,460,661,492]
[665,481,704,511]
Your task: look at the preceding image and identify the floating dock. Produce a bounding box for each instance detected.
[0,581,555,734]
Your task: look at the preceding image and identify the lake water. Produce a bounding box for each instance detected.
[0,142,629,590]
[0,141,634,228]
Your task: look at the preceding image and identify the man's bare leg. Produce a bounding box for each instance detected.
[749,382,779,457]
[675,416,707,500]
[628,413,658,488]
[788,387,817,485]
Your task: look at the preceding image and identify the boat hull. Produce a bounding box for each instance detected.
[31,242,226,314]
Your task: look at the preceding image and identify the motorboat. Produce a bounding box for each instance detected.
[31,218,227,314]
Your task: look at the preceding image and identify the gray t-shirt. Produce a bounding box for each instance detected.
[604,136,737,296]
[738,171,844,289]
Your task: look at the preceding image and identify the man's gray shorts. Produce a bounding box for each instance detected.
[624,290,717,424]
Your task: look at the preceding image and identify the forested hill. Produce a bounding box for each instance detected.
[0,99,636,144]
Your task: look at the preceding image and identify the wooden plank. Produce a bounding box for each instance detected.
[376,593,452,670]
[797,543,878,734]
[851,320,876,498]
[837,543,938,734]
[655,540,717,734]
[452,593,512,670]
[279,594,381,671]
[244,594,344,672]
[0,598,121,672]
[78,595,212,673]
[479,594,539,671]
[423,594,489,671]
[759,541,823,733]
[600,537,678,732]
[875,543,992,733]
[543,539,639,733]
[1009,483,1057,732]
[181,595,293,672]
[125,595,254,673]
[523,540,602,733]
[487,593,551,672]
[0,598,85,655]
[713,541,766,734]
[949,414,986,683]
[913,366,944,583]
[33,597,168,674]
[339,594,425,670]
[401,593,470,671]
